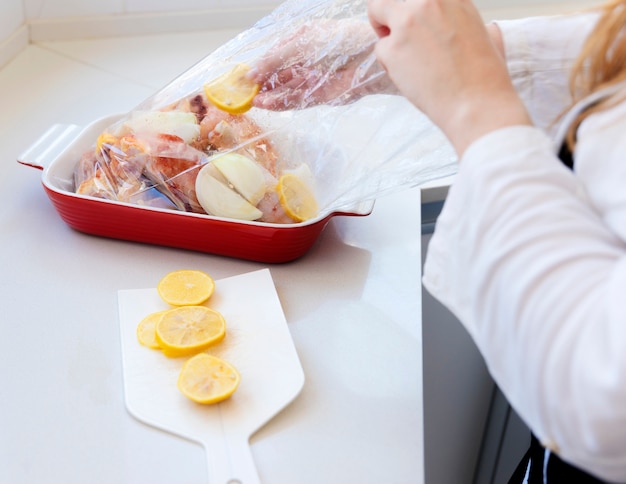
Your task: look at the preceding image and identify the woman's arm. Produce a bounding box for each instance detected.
[494,12,600,135]
[423,117,626,482]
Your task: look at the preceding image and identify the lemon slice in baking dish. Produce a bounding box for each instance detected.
[204,63,260,114]
[157,269,215,306]
[178,353,241,404]
[276,173,319,222]
[155,306,226,358]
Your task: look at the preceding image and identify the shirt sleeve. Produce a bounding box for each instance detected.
[422,124,626,481]
[495,12,599,136]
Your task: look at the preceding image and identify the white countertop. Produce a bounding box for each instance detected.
[1,30,425,483]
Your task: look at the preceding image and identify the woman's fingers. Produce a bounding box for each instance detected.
[249,43,297,85]
[253,68,313,110]
[367,0,393,38]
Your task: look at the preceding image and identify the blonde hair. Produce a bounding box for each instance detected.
[567,0,626,149]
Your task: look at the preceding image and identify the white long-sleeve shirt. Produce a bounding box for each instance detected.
[422,12,626,483]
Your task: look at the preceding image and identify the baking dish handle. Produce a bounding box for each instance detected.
[17,123,82,170]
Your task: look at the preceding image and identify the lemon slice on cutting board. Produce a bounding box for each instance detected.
[155,306,226,358]
[204,63,260,115]
[178,353,241,404]
[157,269,215,306]
[136,310,169,349]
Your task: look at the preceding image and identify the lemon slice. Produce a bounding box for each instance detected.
[157,270,215,306]
[136,310,169,349]
[155,306,226,358]
[276,173,319,222]
[204,64,260,115]
[178,353,241,404]
[96,132,117,153]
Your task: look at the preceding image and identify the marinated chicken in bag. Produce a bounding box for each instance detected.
[73,65,318,224]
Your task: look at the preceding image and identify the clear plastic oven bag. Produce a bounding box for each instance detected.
[72,0,458,225]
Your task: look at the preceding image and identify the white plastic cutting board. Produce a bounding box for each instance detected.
[118,269,305,484]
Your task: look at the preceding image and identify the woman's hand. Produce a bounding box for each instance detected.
[368,0,531,156]
[249,19,394,110]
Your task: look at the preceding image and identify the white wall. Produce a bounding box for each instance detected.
[24,0,123,19]
[0,0,27,69]
[477,0,598,19]
[21,0,597,21]
[23,0,282,42]
[1,0,24,41]
[23,0,275,19]
[127,0,278,11]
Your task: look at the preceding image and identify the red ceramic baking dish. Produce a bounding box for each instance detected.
[17,114,373,263]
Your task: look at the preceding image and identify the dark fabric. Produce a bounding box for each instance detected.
[508,435,607,483]
[558,141,575,170]
[509,442,533,483]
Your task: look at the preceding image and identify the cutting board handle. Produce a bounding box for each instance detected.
[205,434,261,484]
